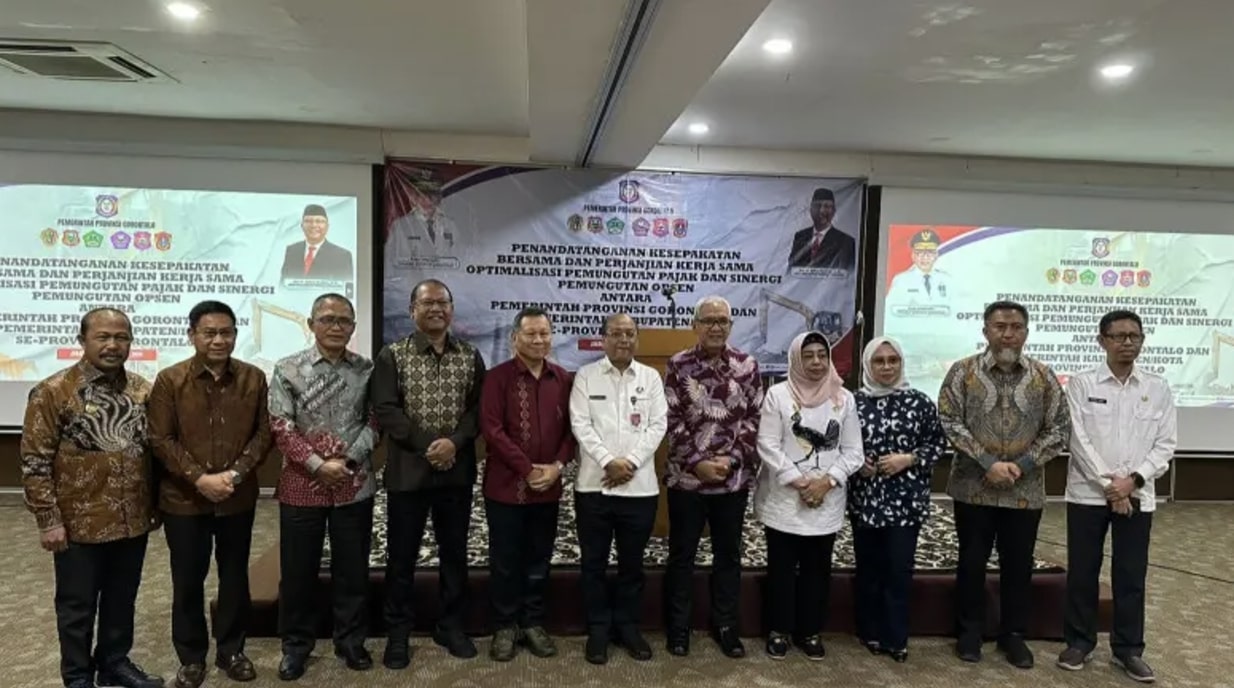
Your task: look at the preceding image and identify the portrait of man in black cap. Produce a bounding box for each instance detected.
[887,227,951,306]
[280,203,354,283]
[787,188,856,271]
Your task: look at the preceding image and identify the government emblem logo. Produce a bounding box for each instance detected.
[672,217,688,238]
[40,228,58,247]
[62,229,81,247]
[110,231,132,249]
[652,217,669,237]
[587,216,603,233]
[1137,270,1151,287]
[1101,269,1118,286]
[133,231,152,251]
[606,217,625,234]
[1062,268,1077,284]
[618,179,640,204]
[1091,237,1110,259]
[83,230,104,248]
[632,217,651,236]
[1045,267,1060,284]
[1119,270,1135,287]
[1080,269,1097,286]
[96,194,119,218]
[567,214,583,233]
[155,232,172,251]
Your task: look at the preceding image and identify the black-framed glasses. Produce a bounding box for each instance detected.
[1104,333,1144,344]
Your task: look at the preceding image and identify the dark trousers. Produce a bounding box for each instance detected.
[664,488,749,631]
[163,509,256,665]
[1064,502,1152,658]
[384,488,473,637]
[575,492,658,634]
[485,499,560,629]
[953,501,1042,643]
[764,527,836,638]
[278,498,374,657]
[53,534,149,686]
[852,524,920,651]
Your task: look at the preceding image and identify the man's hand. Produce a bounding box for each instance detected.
[195,472,235,502]
[800,477,833,508]
[426,438,457,471]
[694,458,730,484]
[40,525,68,553]
[1110,496,1133,516]
[1103,474,1137,501]
[316,459,352,488]
[791,476,811,491]
[984,461,1021,488]
[859,459,878,479]
[602,458,636,488]
[529,463,562,491]
[878,453,915,476]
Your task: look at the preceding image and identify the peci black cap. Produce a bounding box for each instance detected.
[910,227,940,251]
[303,203,328,219]
[811,188,835,203]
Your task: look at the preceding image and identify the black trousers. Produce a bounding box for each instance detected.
[383,487,473,637]
[764,527,836,638]
[953,502,1042,643]
[485,499,559,629]
[664,488,749,631]
[852,524,920,651]
[278,498,374,657]
[575,492,658,634]
[53,534,149,686]
[163,509,256,665]
[1064,502,1152,658]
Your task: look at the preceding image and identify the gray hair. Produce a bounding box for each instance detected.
[693,295,732,320]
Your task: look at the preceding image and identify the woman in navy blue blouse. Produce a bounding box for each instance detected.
[849,336,947,662]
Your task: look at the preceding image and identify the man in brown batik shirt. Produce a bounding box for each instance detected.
[22,308,164,688]
[148,300,272,688]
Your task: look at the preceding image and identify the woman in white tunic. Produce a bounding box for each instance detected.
[755,330,864,660]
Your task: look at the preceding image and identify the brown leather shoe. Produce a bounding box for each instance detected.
[216,652,257,682]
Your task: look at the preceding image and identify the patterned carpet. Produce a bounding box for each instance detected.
[321,486,1061,572]
[3,495,1233,688]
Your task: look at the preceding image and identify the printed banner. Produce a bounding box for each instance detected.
[382,162,864,375]
[883,224,1234,407]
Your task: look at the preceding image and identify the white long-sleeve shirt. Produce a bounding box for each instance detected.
[569,357,667,498]
[1065,364,1176,512]
[754,382,864,536]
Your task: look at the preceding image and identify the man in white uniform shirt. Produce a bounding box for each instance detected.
[1059,309,1175,684]
[569,313,667,665]
[887,228,952,307]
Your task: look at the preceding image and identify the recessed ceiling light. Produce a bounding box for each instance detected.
[687,122,710,136]
[1099,62,1134,79]
[166,2,202,21]
[762,38,793,55]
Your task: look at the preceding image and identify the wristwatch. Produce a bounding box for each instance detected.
[229,469,242,485]
[1131,472,1145,489]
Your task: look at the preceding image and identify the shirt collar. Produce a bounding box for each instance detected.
[75,359,126,389]
[191,356,235,380]
[411,330,459,354]
[813,224,832,236]
[598,356,635,376]
[310,345,359,367]
[690,343,733,370]
[1097,362,1142,385]
[513,355,557,379]
[979,349,1028,372]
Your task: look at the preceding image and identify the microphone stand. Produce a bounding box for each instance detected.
[662,285,679,329]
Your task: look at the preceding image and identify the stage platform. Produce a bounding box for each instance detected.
[233,489,1113,641]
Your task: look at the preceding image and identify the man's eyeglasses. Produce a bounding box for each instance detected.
[415,299,453,310]
[315,316,355,329]
[696,317,733,329]
[1104,333,1145,344]
[195,328,237,341]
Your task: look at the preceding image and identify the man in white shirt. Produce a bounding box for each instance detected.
[887,228,952,308]
[569,313,668,665]
[1059,309,1175,684]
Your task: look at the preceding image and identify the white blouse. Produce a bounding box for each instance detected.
[754,382,864,537]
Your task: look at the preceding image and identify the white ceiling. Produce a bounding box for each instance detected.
[0,0,1230,169]
[666,0,1234,167]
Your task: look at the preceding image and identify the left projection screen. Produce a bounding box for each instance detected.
[0,151,373,427]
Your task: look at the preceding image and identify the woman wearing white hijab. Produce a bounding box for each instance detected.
[754,331,863,660]
[848,336,947,663]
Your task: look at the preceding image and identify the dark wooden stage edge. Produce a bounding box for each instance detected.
[227,544,1112,641]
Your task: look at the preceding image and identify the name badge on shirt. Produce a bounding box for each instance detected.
[589,395,607,400]
[1087,396,1108,404]
[630,412,642,427]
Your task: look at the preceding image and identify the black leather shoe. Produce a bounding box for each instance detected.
[383,637,411,670]
[66,680,96,688]
[216,652,257,682]
[585,634,609,665]
[334,645,374,671]
[955,639,983,663]
[666,629,690,657]
[278,654,307,681]
[433,628,478,659]
[173,663,207,688]
[889,649,909,663]
[97,660,164,688]
[998,634,1034,669]
[712,626,746,658]
[616,626,652,661]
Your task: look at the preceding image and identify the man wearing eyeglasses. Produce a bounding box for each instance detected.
[373,279,486,668]
[148,300,273,687]
[268,294,380,680]
[569,313,668,664]
[1057,310,1174,683]
[938,300,1070,669]
[663,296,764,658]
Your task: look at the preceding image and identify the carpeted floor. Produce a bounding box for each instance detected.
[4,494,1233,688]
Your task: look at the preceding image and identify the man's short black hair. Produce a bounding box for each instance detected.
[983,300,1029,324]
[79,307,131,338]
[599,312,638,336]
[411,279,454,304]
[188,300,237,329]
[311,293,355,319]
[513,307,550,331]
[1099,309,1143,335]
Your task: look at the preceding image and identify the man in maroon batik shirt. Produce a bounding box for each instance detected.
[480,307,575,662]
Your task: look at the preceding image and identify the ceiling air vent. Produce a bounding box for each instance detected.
[0,39,175,83]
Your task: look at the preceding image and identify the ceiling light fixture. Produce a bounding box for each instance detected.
[1099,62,1134,79]
[762,38,793,55]
[166,2,202,21]
[687,122,710,136]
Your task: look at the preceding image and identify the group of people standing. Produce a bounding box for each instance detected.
[21,281,1172,688]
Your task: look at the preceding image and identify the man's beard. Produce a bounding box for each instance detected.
[993,346,1020,365]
